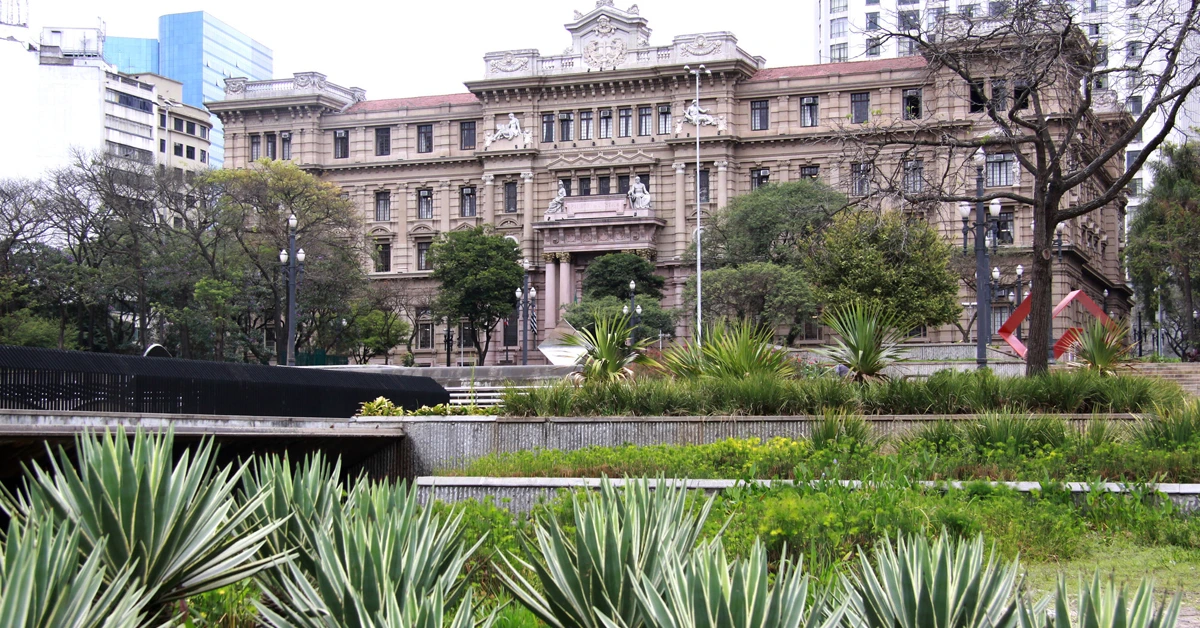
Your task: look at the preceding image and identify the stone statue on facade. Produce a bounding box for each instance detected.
[675,99,727,134]
[546,181,568,218]
[484,113,533,148]
[627,176,651,211]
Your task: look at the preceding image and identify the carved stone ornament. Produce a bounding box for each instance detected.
[628,4,639,14]
[636,35,649,47]
[680,34,720,57]
[574,9,583,18]
[674,99,726,133]
[225,78,246,94]
[484,113,533,148]
[594,16,616,35]
[595,0,615,7]
[584,36,627,68]
[294,73,327,90]
[490,52,530,73]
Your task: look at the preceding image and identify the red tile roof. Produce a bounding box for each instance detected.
[748,56,927,82]
[347,92,479,112]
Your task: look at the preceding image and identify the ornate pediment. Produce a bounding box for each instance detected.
[565,3,650,70]
[408,223,435,235]
[545,149,657,170]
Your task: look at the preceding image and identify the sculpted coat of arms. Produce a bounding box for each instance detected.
[583,16,627,68]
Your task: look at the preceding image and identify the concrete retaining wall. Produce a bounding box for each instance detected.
[416,476,1200,514]
[391,413,1133,478]
[312,365,577,388]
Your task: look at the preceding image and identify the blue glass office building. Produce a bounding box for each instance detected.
[103,12,272,167]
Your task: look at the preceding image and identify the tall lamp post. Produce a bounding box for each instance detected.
[516,282,536,366]
[961,149,1000,369]
[278,213,305,366]
[443,317,454,367]
[684,63,711,348]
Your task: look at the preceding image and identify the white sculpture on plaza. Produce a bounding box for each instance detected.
[627,176,652,211]
[546,181,568,218]
[675,99,727,133]
[484,113,533,148]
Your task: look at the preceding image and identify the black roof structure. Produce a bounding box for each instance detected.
[0,346,447,417]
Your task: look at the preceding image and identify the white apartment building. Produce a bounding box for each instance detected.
[131,73,213,175]
[814,0,1200,212]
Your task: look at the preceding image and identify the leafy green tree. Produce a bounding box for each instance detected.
[346,307,411,365]
[564,294,676,342]
[697,179,846,268]
[580,252,664,300]
[428,226,522,365]
[1127,142,1200,354]
[682,262,815,344]
[805,211,960,331]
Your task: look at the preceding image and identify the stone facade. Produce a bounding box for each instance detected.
[207,1,1130,366]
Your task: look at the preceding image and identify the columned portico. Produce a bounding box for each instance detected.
[558,252,573,316]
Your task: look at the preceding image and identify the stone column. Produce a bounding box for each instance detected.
[543,254,558,330]
[482,174,495,225]
[673,162,686,257]
[777,160,791,184]
[559,252,573,312]
[716,161,729,210]
[438,180,451,233]
[522,172,535,259]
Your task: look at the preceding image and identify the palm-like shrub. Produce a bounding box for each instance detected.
[1068,319,1131,376]
[0,429,286,617]
[603,538,843,628]
[0,520,147,628]
[840,534,1026,628]
[814,302,908,383]
[496,478,715,628]
[259,479,483,627]
[662,320,795,379]
[565,313,658,383]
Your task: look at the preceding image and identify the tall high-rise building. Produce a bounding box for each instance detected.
[104,11,272,167]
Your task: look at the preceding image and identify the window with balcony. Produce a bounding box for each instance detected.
[580,111,594,140]
[418,189,433,219]
[375,191,391,221]
[618,175,630,194]
[504,181,518,212]
[751,100,770,130]
[560,112,574,141]
[851,92,870,124]
[986,152,1016,186]
[334,130,349,159]
[542,114,555,142]
[460,186,477,217]
[599,176,611,195]
[638,106,652,136]
[417,124,433,153]
[460,121,476,150]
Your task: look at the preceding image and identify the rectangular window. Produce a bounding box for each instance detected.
[281,132,291,160]
[851,92,870,124]
[580,111,594,140]
[1126,149,1141,171]
[637,106,652,136]
[1128,95,1143,114]
[417,241,432,271]
[159,138,166,153]
[579,177,591,196]
[831,17,848,38]
[866,0,879,4]
[867,38,882,57]
[851,163,872,196]
[751,168,771,189]
[897,0,918,4]
[504,309,519,346]
[960,3,977,16]
[560,112,574,141]
[460,187,477,217]
[991,79,1009,111]
[186,121,196,135]
[903,88,922,119]
[542,113,555,142]
[559,178,572,197]
[866,12,880,29]
[830,0,848,12]
[658,105,672,134]
[265,133,277,159]
[199,125,208,139]
[1128,178,1143,196]
[830,43,848,62]
[375,191,391,221]
[504,181,518,212]
[418,189,433,219]
[334,130,349,159]
[986,152,1016,186]
[969,80,987,112]
[903,159,924,193]
[250,135,261,160]
[801,96,819,127]
[619,108,632,137]
[200,150,207,164]
[186,145,195,160]
[899,10,920,30]
[1086,23,1102,36]
[174,117,185,132]
[417,124,433,153]
[458,322,476,349]
[997,210,1015,244]
[376,127,391,156]
[375,241,392,273]
[751,100,770,131]
[599,109,613,138]
[618,175,631,194]
[1014,81,1031,109]
[159,112,167,128]
[460,121,476,150]
[699,169,710,203]
[989,0,1010,16]
[599,176,611,195]
[800,165,820,179]
[418,322,433,349]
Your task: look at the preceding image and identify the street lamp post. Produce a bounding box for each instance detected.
[972,149,990,369]
[1014,264,1024,342]
[443,318,454,367]
[685,63,711,348]
[278,214,305,366]
[516,281,536,366]
[628,279,636,338]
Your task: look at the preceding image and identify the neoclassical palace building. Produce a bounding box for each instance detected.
[208,1,1131,366]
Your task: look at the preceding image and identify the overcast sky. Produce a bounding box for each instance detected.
[31,0,820,99]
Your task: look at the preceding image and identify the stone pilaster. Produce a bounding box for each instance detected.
[522,172,535,259]
[673,162,686,257]
[482,174,495,225]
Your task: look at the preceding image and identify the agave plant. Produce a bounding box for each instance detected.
[813,302,908,383]
[0,519,148,628]
[1032,572,1181,628]
[565,313,658,383]
[662,320,795,379]
[1068,319,1131,376]
[0,428,287,617]
[496,478,716,628]
[601,538,844,628]
[260,478,483,627]
[840,534,1026,628]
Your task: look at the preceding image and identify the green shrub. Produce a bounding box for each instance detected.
[1132,401,1200,450]
[963,413,1068,457]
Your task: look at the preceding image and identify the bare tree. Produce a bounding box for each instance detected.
[0,179,50,275]
[840,0,1200,373]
